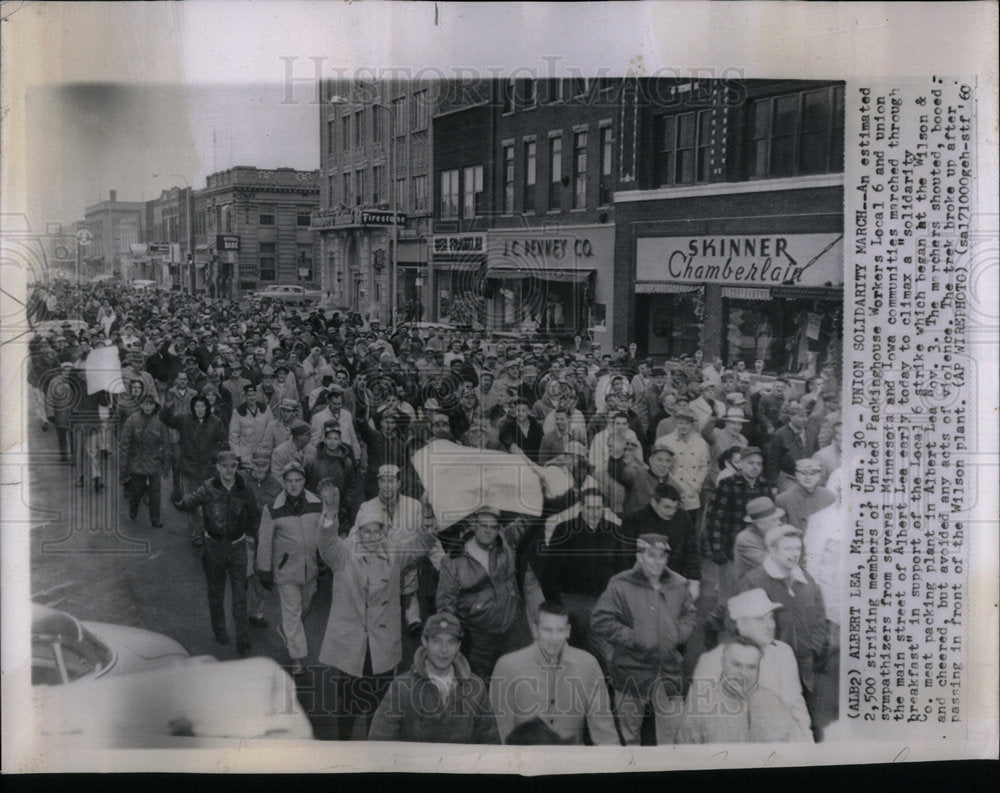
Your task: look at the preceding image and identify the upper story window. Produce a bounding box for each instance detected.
[463,165,484,218]
[258,207,275,226]
[392,97,406,136]
[440,169,459,219]
[746,84,845,178]
[354,111,365,149]
[523,141,536,212]
[522,80,537,108]
[573,130,587,209]
[656,110,713,186]
[548,134,563,211]
[341,115,350,151]
[296,210,312,227]
[502,143,515,214]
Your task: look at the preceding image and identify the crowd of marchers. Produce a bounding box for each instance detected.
[26,278,844,745]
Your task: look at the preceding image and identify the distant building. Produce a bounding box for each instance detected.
[83,190,145,277]
[192,166,320,299]
[314,78,441,322]
[140,186,193,289]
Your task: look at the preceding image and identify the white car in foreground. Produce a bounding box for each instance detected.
[34,656,313,740]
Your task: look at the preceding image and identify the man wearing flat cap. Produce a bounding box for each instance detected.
[368,612,499,744]
[775,457,836,532]
[691,588,812,738]
[257,460,324,675]
[260,398,301,460]
[590,531,696,745]
[270,419,315,480]
[659,405,711,523]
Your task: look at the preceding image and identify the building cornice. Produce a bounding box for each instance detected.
[614,173,843,203]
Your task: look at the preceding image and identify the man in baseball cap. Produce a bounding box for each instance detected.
[591,527,695,745]
[369,610,501,744]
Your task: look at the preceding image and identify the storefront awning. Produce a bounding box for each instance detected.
[721,286,771,300]
[635,282,702,294]
[485,268,593,283]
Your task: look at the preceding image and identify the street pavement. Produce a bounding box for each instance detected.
[26,420,418,739]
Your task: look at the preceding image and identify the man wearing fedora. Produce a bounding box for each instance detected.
[591,532,696,745]
[775,457,837,532]
[692,588,812,738]
[368,612,499,744]
[732,496,789,581]
[713,407,750,458]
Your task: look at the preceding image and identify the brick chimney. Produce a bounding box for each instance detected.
[110,189,117,202]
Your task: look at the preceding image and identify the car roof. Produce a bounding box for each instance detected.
[32,603,85,643]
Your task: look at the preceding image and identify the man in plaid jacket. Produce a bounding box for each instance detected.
[703,446,770,602]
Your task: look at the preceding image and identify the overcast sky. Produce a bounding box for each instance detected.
[25,82,319,228]
[4,1,992,234]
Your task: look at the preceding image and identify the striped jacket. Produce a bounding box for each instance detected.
[257,489,324,585]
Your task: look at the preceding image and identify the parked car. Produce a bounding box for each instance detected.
[256,284,323,305]
[31,603,195,686]
[131,279,159,290]
[34,656,314,740]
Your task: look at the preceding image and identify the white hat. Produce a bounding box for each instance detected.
[727,588,783,620]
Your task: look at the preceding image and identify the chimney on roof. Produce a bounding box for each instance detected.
[110,190,117,202]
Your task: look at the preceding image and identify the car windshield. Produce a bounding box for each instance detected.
[32,626,114,685]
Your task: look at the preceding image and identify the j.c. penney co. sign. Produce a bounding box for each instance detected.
[636,234,843,287]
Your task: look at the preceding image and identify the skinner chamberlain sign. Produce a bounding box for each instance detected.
[636,234,844,287]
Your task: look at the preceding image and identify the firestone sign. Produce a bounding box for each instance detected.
[636,234,844,287]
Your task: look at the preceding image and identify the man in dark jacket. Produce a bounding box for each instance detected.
[368,612,499,744]
[590,532,697,746]
[621,482,700,599]
[305,421,361,526]
[160,393,228,545]
[173,450,261,654]
[119,393,169,527]
[536,488,627,660]
[436,506,535,680]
